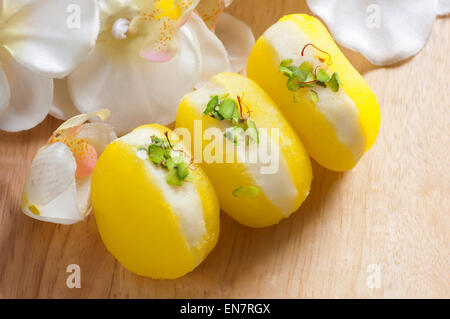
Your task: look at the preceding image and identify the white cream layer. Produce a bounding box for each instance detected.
[119,127,207,249]
[263,20,366,161]
[186,79,299,216]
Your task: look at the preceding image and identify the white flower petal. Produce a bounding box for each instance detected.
[22,142,83,225]
[0,66,10,117]
[196,0,225,29]
[68,28,201,135]
[50,79,80,121]
[0,50,52,132]
[2,0,99,78]
[56,109,111,131]
[22,112,116,225]
[306,0,438,65]
[76,122,117,154]
[437,0,450,15]
[186,13,231,88]
[215,13,255,73]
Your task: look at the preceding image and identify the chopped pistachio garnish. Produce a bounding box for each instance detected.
[204,95,259,145]
[145,134,191,186]
[279,58,342,104]
[328,72,341,92]
[316,68,330,83]
[232,186,260,198]
[310,90,319,104]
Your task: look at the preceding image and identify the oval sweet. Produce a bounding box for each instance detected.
[91,124,220,279]
[176,72,312,227]
[247,14,380,171]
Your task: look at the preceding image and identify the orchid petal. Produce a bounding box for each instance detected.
[196,0,232,29]
[22,112,116,225]
[0,66,10,117]
[306,0,438,66]
[50,79,80,121]
[55,109,111,131]
[437,0,450,15]
[140,48,177,63]
[68,28,201,135]
[186,13,231,88]
[76,122,117,154]
[215,13,255,73]
[22,142,83,225]
[125,0,199,59]
[1,0,99,78]
[0,50,52,132]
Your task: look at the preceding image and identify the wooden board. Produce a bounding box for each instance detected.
[0,1,449,298]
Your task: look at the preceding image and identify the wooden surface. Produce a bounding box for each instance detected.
[0,1,449,298]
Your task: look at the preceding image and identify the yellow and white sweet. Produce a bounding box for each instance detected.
[91,124,220,279]
[176,72,312,228]
[247,14,380,172]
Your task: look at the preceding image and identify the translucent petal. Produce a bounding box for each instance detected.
[22,142,82,225]
[2,0,100,78]
[0,50,52,132]
[56,109,111,131]
[306,0,438,65]
[196,0,229,29]
[22,112,116,225]
[0,66,10,117]
[49,79,80,121]
[215,13,255,73]
[186,13,230,88]
[68,28,201,135]
[77,123,118,154]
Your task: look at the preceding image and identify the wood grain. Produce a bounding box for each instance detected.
[0,1,449,298]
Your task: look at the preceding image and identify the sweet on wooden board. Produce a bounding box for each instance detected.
[0,1,449,298]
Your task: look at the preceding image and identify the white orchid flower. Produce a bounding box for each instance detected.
[52,0,255,136]
[0,0,99,132]
[306,0,450,66]
[22,109,116,224]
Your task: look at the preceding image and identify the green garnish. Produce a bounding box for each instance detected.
[287,77,302,92]
[232,186,260,198]
[280,59,293,67]
[145,133,191,186]
[310,90,319,104]
[176,161,190,180]
[246,118,259,144]
[204,95,259,145]
[316,68,330,83]
[279,56,341,103]
[203,95,218,115]
[279,66,294,77]
[328,72,341,92]
[148,144,165,165]
[218,98,236,120]
[299,61,314,75]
